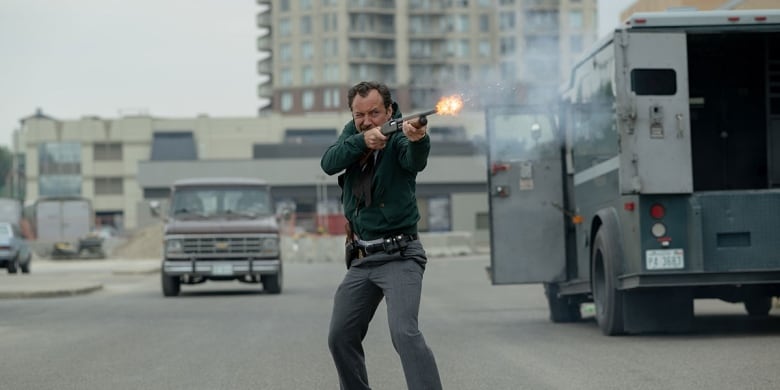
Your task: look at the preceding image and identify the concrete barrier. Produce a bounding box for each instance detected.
[281,231,476,263]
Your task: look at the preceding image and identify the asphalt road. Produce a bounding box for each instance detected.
[1,255,779,390]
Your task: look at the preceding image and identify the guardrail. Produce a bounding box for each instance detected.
[280,231,479,263]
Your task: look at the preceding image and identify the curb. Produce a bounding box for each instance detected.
[112,267,160,276]
[0,283,104,299]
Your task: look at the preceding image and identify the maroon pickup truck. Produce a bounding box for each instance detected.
[158,177,282,296]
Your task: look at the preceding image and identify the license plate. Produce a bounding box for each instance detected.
[212,264,233,275]
[646,249,684,270]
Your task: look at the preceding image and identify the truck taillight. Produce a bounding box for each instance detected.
[650,204,665,219]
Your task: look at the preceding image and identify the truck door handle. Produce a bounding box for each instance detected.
[676,113,684,139]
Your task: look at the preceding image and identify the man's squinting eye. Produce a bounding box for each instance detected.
[353,110,384,119]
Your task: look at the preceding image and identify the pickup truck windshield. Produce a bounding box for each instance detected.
[170,186,271,218]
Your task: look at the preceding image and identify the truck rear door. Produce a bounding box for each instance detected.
[62,200,91,240]
[616,31,692,194]
[486,106,567,284]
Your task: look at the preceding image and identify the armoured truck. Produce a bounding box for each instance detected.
[158,177,282,296]
[487,9,780,335]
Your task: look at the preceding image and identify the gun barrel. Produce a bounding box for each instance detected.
[400,109,437,123]
[380,108,438,135]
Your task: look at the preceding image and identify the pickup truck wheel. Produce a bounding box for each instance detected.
[592,228,624,336]
[6,256,18,274]
[262,271,282,294]
[162,274,181,297]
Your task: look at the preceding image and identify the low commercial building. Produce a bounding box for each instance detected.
[14,109,490,244]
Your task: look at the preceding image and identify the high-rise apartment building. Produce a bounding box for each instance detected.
[256,0,598,115]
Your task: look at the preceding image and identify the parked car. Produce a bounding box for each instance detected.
[0,221,32,273]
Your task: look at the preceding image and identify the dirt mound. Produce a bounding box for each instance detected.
[111,223,164,259]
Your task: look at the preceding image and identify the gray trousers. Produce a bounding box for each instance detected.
[328,243,442,390]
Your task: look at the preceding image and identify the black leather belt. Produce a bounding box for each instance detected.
[358,233,418,255]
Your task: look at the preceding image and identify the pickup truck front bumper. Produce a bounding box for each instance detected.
[163,259,280,277]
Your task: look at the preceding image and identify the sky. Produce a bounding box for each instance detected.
[0,0,634,149]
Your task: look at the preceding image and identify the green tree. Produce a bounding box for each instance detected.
[0,146,13,195]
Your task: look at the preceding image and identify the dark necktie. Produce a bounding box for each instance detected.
[353,151,377,208]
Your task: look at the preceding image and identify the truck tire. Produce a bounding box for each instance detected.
[162,273,181,297]
[262,270,282,294]
[544,283,581,323]
[591,228,624,335]
[744,296,772,317]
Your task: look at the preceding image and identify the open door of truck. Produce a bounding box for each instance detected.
[486,106,567,284]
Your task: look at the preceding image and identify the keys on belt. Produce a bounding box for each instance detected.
[356,233,418,256]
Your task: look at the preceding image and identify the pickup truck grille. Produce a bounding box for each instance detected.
[164,233,279,259]
[182,237,263,254]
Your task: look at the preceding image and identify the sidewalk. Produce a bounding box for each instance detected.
[0,258,160,299]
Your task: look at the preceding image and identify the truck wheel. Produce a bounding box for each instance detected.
[544,283,581,323]
[6,257,18,274]
[744,296,772,317]
[162,274,181,297]
[592,228,624,335]
[262,271,282,294]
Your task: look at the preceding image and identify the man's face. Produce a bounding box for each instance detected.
[351,89,392,132]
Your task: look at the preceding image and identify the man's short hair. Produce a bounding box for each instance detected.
[347,81,393,111]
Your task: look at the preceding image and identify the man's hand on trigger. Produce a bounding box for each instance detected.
[363,127,387,150]
[403,119,427,142]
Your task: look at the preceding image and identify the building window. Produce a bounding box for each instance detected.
[38,142,81,175]
[301,15,312,35]
[499,11,514,31]
[501,61,516,81]
[95,177,123,195]
[302,41,313,60]
[569,10,583,29]
[447,14,470,33]
[323,38,339,59]
[302,66,314,85]
[38,142,82,196]
[280,43,292,62]
[322,88,341,109]
[302,90,314,110]
[500,37,515,55]
[93,142,122,161]
[324,63,339,82]
[570,35,583,53]
[479,14,489,32]
[280,0,290,12]
[39,175,81,196]
[323,13,337,32]
[479,40,491,57]
[279,19,291,36]
[281,68,293,86]
[281,92,293,112]
[150,132,197,161]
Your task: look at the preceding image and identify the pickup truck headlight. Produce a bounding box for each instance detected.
[166,239,183,253]
[261,237,279,254]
